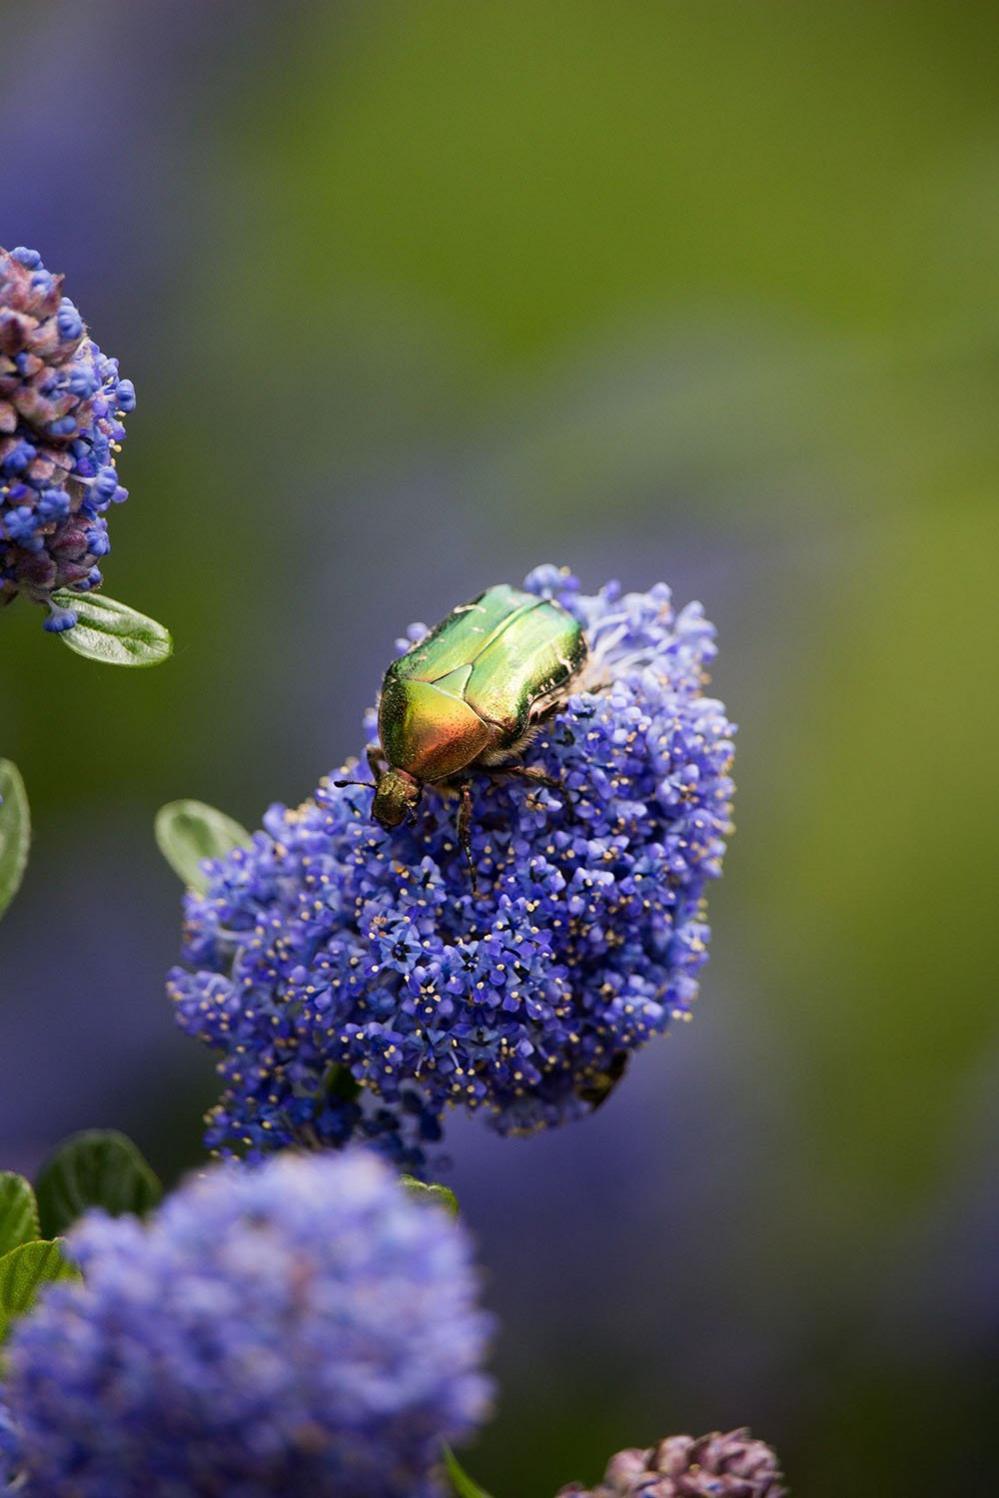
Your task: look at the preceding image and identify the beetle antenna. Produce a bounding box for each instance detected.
[333,778,375,791]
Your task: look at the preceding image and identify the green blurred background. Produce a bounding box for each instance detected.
[2,3,997,1492]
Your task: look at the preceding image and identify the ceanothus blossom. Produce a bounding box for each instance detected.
[0,246,134,630]
[2,1150,492,1497]
[557,1428,786,1497]
[169,566,735,1168]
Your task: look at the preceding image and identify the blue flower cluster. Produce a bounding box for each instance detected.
[0,1400,20,1492]
[3,1150,492,1497]
[557,1427,786,1496]
[169,567,735,1165]
[0,246,135,630]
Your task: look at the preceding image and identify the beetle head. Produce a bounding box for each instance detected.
[372,768,422,830]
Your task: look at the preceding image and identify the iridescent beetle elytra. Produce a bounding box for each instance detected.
[336,583,588,882]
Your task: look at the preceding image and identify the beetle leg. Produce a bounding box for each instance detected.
[490,764,577,822]
[366,744,387,779]
[455,779,479,896]
[576,1051,629,1109]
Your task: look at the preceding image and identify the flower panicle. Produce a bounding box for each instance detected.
[557,1427,786,1497]
[0,1399,22,1492]
[2,1150,492,1497]
[168,566,735,1168]
[0,245,135,630]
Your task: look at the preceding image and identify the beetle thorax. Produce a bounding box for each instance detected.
[378,672,496,782]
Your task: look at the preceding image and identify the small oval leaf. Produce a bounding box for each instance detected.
[52,591,172,667]
[443,1446,494,1498]
[154,800,252,892]
[324,1062,362,1103]
[0,1239,81,1342]
[401,1175,460,1217]
[35,1131,162,1239]
[0,759,30,920]
[0,1174,40,1257]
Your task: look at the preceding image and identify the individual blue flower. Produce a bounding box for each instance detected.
[3,1150,492,1498]
[169,567,735,1159]
[0,245,135,629]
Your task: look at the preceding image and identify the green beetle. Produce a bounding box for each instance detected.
[338,583,587,874]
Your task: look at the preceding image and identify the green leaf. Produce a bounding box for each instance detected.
[0,1239,81,1341]
[442,1446,494,1498]
[401,1175,459,1217]
[0,1174,40,1257]
[35,1131,162,1239]
[323,1062,363,1103]
[52,591,172,667]
[0,759,30,920]
[154,799,252,892]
